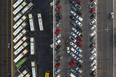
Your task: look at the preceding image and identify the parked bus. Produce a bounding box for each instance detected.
[45,70,50,77]
[13,1,27,15]
[31,61,37,77]
[30,37,35,55]
[18,69,28,77]
[16,57,27,68]
[14,49,28,63]
[14,42,28,55]
[25,73,31,77]
[13,0,23,9]
[28,13,35,31]
[37,13,44,31]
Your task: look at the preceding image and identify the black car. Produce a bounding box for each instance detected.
[55,45,61,51]
[56,15,62,22]
[69,0,75,5]
[70,21,76,26]
[55,56,63,62]
[76,62,83,68]
[89,43,95,48]
[69,16,75,20]
[90,36,96,42]
[90,71,96,76]
[90,13,96,19]
[76,26,83,32]
[55,12,60,17]
[76,10,82,16]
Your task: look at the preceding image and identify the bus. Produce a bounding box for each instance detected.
[13,0,23,9]
[14,36,27,49]
[16,57,27,68]
[45,70,50,77]
[13,1,27,15]
[28,13,35,31]
[14,42,28,55]
[30,37,35,55]
[13,15,27,29]
[14,49,28,63]
[25,73,31,77]
[37,13,44,31]
[13,29,27,43]
[31,61,37,77]
[18,69,28,77]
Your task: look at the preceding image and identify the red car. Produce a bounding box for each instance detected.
[77,42,82,47]
[55,63,60,68]
[72,59,77,64]
[90,8,95,13]
[77,36,83,42]
[56,0,61,6]
[55,29,61,35]
[55,6,61,11]
[90,0,94,2]
[70,62,76,68]
[76,0,81,5]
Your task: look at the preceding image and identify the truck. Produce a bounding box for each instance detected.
[28,13,35,31]
[31,61,37,77]
[18,69,28,77]
[30,37,35,55]
[13,0,23,9]
[14,49,28,63]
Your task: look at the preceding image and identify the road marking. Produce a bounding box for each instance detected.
[105,27,110,32]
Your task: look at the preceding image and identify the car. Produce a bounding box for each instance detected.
[70,62,76,68]
[55,39,61,45]
[55,12,60,17]
[55,69,61,74]
[70,73,76,77]
[76,15,83,21]
[71,32,77,38]
[76,67,82,73]
[77,36,83,42]
[56,23,61,28]
[90,0,94,2]
[55,6,61,11]
[75,4,81,10]
[71,6,77,11]
[70,52,77,59]
[89,43,95,48]
[72,27,77,33]
[90,13,96,19]
[76,57,83,63]
[69,15,75,20]
[90,2,96,8]
[90,66,96,71]
[70,69,76,73]
[90,31,96,37]
[90,19,96,25]
[76,62,83,68]
[72,58,77,64]
[69,0,75,5]
[76,10,82,16]
[90,48,96,54]
[75,20,82,27]
[90,71,96,76]
[55,51,61,57]
[90,53,96,60]
[75,73,81,77]
[67,47,70,53]
[76,0,81,5]
[56,15,62,22]
[55,56,63,62]
[90,25,96,31]
[70,42,77,48]
[76,47,82,53]
[55,45,61,51]
[56,0,61,6]
[76,26,83,32]
[55,63,60,68]
[70,21,76,26]
[69,36,76,43]
[70,10,76,16]
[71,47,77,53]
[56,74,61,77]
[76,31,83,37]
[55,29,61,35]
[90,60,97,67]
[76,52,82,58]
[90,8,95,13]
[90,36,96,42]
[8,43,10,48]
[77,42,82,47]
[55,34,61,40]
[110,12,114,19]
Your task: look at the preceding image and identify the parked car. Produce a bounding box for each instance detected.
[76,0,81,5]
[71,47,77,53]
[90,36,96,42]
[71,6,77,11]
[77,36,83,42]
[90,48,96,54]
[90,53,96,60]
[55,45,61,51]
[70,52,77,59]
[90,60,97,67]
[70,42,77,48]
[67,47,70,53]
[55,39,61,45]
[56,23,61,28]
[77,42,82,47]
[90,25,96,31]
[90,66,96,71]
[55,56,63,62]
[76,67,82,73]
[70,69,76,73]
[76,62,83,68]
[56,15,62,22]
[76,31,83,37]
[90,8,95,13]
[76,52,82,58]
[69,0,75,5]
[90,2,96,8]
[90,19,96,25]
[76,26,83,32]
[89,43,95,48]
[55,34,61,40]
[55,6,61,11]
[55,69,61,74]
[55,51,61,57]
[70,15,75,20]
[56,0,61,6]
[75,20,82,27]
[90,71,96,76]
[70,73,76,77]
[55,11,60,17]
[76,15,83,21]
[90,0,94,2]
[75,4,81,10]
[90,13,96,19]
[72,58,77,64]
[70,21,76,26]
[75,73,81,77]
[76,10,82,16]
[70,10,76,16]
[70,62,76,68]
[72,27,77,32]
[90,31,96,37]
[55,63,60,68]
[76,47,82,53]
[76,57,83,63]
[56,74,61,77]
[69,36,76,43]
[71,32,77,38]
[55,29,61,35]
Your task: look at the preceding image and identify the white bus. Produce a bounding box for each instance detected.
[25,73,31,77]
[13,15,27,29]
[37,13,44,31]
[30,37,35,55]
[31,61,37,77]
[13,29,27,43]
[28,14,35,31]
[18,69,28,77]
[14,42,28,55]
[13,22,27,36]
[13,1,27,15]
[14,36,27,49]
[13,0,23,9]
[14,49,28,63]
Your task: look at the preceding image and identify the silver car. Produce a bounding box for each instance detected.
[90,66,97,71]
[70,68,76,73]
[76,52,82,58]
[75,20,82,27]
[90,53,96,60]
[67,47,70,53]
[56,23,61,28]
[90,48,96,54]
[71,32,77,38]
[90,60,97,67]
[90,19,96,25]
[72,27,77,33]
[55,69,61,74]
[70,52,77,59]
[76,47,82,53]
[70,42,77,48]
[76,57,83,63]
[76,67,82,73]
[55,34,61,40]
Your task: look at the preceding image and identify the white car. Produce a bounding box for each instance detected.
[76,15,83,21]
[90,60,97,67]
[76,47,82,53]
[90,2,96,8]
[55,69,60,74]
[69,73,76,77]
[90,19,96,25]
[70,52,77,59]
[55,39,61,45]
[69,36,76,43]
[71,47,77,53]
[76,67,82,73]
[70,42,77,48]
[76,52,82,58]
[55,34,61,40]
[67,47,70,53]
[76,57,83,63]
[71,32,77,38]
[70,10,76,16]
[90,25,96,31]
[90,31,96,37]
[90,66,97,71]
[56,74,61,77]
[90,48,96,54]
[70,69,76,74]
[90,53,96,60]
[76,31,83,37]
[72,27,77,33]
[75,20,82,27]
